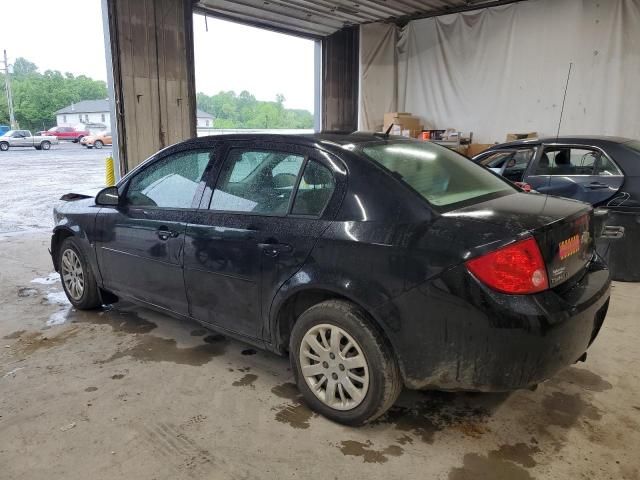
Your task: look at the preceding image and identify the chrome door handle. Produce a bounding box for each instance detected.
[258,242,293,257]
[156,228,178,240]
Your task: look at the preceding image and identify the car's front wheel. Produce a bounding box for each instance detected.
[59,237,101,310]
[290,300,402,426]
[40,141,51,150]
[0,142,9,151]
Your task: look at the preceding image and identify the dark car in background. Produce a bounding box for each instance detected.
[50,134,610,425]
[473,136,640,207]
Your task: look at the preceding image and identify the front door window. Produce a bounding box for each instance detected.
[126,150,211,208]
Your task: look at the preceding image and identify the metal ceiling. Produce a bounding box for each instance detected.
[194,0,523,38]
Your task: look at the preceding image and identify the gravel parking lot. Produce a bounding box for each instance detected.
[1,146,639,479]
[0,143,109,234]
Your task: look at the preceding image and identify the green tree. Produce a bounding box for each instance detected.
[0,58,107,131]
[196,91,313,130]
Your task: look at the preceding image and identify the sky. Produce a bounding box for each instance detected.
[0,0,316,112]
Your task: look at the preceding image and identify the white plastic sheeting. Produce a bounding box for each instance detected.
[360,0,640,143]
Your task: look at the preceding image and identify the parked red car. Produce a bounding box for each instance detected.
[44,126,89,143]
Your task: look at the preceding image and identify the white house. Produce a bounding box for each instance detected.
[55,99,215,133]
[55,99,111,129]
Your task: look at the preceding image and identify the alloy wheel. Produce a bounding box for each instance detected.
[61,248,85,301]
[299,323,370,411]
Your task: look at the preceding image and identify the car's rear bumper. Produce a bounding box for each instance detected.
[387,257,611,391]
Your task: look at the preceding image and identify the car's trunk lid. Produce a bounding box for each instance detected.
[446,193,594,289]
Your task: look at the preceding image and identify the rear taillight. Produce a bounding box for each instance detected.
[465,237,549,294]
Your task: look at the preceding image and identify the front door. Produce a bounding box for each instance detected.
[184,142,340,340]
[525,145,624,204]
[96,148,212,315]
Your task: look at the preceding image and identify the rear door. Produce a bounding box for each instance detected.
[183,140,343,340]
[525,144,624,205]
[96,148,213,315]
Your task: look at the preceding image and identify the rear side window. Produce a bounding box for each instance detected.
[594,155,622,176]
[209,149,305,215]
[535,147,621,176]
[360,141,514,209]
[126,150,211,208]
[291,160,335,216]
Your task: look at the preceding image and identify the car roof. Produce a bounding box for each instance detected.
[498,135,633,148]
[181,132,407,150]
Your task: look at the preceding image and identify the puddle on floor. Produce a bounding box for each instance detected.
[3,330,26,340]
[449,452,534,480]
[271,382,301,402]
[17,287,38,298]
[232,373,258,387]
[488,443,541,468]
[541,391,602,429]
[10,327,81,358]
[552,366,613,392]
[373,391,494,444]
[99,334,228,366]
[338,440,404,464]
[74,307,157,335]
[274,402,315,429]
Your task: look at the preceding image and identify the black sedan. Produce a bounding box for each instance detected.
[473,136,640,206]
[51,133,610,425]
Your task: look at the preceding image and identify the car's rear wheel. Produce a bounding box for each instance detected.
[94,140,104,149]
[0,142,9,151]
[290,300,402,426]
[40,141,51,150]
[59,237,101,310]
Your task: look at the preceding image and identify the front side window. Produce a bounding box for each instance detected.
[360,141,514,209]
[210,149,305,215]
[291,160,336,216]
[126,150,211,208]
[479,151,514,170]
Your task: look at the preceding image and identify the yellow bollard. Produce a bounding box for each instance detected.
[105,156,115,186]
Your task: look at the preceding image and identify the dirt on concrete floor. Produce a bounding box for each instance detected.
[1,231,639,480]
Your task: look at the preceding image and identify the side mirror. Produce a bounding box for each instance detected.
[96,186,120,206]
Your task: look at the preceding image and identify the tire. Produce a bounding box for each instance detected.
[74,136,83,144]
[290,300,402,426]
[58,237,101,310]
[94,140,104,149]
[0,142,9,151]
[40,141,51,150]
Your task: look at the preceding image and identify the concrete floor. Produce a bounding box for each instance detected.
[1,146,640,479]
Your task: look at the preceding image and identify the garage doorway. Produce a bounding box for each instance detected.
[0,0,114,235]
[193,14,319,136]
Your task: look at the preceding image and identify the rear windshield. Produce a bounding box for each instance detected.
[625,140,640,153]
[360,141,514,210]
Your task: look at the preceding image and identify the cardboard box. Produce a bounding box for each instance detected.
[467,143,495,158]
[505,132,538,142]
[384,112,422,138]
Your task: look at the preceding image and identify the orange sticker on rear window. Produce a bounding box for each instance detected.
[559,234,580,260]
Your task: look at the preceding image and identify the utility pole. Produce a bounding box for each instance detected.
[2,50,16,129]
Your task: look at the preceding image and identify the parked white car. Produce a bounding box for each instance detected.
[0,130,59,151]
